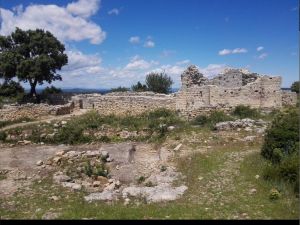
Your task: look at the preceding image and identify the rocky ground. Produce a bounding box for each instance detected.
[0,116,298,219]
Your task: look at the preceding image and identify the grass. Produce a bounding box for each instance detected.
[0,137,298,219]
[0,117,34,129]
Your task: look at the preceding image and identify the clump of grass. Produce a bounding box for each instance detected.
[0,117,34,129]
[192,111,233,129]
[137,176,145,184]
[83,160,108,178]
[0,131,7,141]
[231,105,261,119]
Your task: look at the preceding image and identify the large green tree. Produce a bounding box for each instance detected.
[0,28,68,97]
[145,72,173,94]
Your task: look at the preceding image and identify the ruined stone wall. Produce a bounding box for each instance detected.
[282,91,298,106]
[0,103,74,121]
[72,92,176,116]
[175,66,289,119]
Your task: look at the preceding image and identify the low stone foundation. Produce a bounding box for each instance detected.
[0,103,74,121]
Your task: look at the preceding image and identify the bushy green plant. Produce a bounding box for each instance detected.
[269,188,281,200]
[110,86,130,92]
[84,161,93,177]
[192,111,233,128]
[0,131,7,141]
[232,105,260,119]
[131,81,148,92]
[261,107,299,194]
[0,80,24,97]
[41,86,62,95]
[145,72,173,94]
[137,176,145,184]
[291,81,299,94]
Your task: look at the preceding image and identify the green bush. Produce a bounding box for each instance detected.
[261,107,299,194]
[0,131,7,141]
[0,80,24,97]
[131,81,148,92]
[291,81,299,94]
[145,72,173,94]
[192,111,233,128]
[269,188,281,200]
[41,86,62,95]
[110,86,130,92]
[261,108,299,162]
[232,105,260,119]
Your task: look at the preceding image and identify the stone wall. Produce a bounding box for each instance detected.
[71,92,176,116]
[176,66,296,119]
[0,103,74,121]
[282,91,298,106]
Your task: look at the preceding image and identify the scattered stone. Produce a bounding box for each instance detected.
[84,190,119,202]
[198,176,204,181]
[36,160,43,166]
[100,151,109,159]
[55,151,65,156]
[173,143,182,151]
[62,182,82,191]
[167,126,175,131]
[93,181,101,187]
[53,174,71,183]
[255,175,260,179]
[249,188,257,194]
[49,196,60,201]
[61,121,67,125]
[52,157,62,164]
[42,212,60,220]
[243,136,256,142]
[106,157,113,162]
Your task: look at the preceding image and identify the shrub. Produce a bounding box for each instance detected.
[261,108,299,162]
[41,86,62,95]
[131,81,148,92]
[0,131,7,141]
[192,111,233,128]
[0,80,24,97]
[145,72,173,94]
[261,107,299,194]
[269,188,281,200]
[110,86,130,92]
[291,81,299,94]
[84,161,93,177]
[137,176,145,184]
[232,105,260,119]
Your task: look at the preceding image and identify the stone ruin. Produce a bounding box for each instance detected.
[0,66,297,121]
[176,66,297,118]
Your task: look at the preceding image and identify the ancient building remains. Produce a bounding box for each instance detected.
[0,66,297,121]
[176,66,297,118]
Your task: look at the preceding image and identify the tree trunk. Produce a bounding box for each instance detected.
[29,79,38,98]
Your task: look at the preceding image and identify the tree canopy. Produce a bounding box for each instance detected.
[145,72,173,94]
[291,81,299,94]
[131,81,148,92]
[0,27,68,98]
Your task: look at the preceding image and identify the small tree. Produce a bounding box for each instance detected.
[145,72,173,94]
[131,81,148,92]
[41,86,62,95]
[0,28,68,98]
[291,81,299,94]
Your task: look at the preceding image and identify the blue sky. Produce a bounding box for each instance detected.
[0,0,298,88]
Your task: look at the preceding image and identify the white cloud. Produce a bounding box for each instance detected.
[258,53,268,60]
[219,48,248,55]
[67,0,100,18]
[161,50,176,57]
[62,50,104,77]
[108,8,120,16]
[232,48,248,54]
[144,40,155,48]
[124,55,158,70]
[219,49,232,56]
[176,60,190,65]
[199,64,228,78]
[129,36,140,44]
[257,46,264,52]
[0,1,106,44]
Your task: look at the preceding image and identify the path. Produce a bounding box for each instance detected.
[0,109,87,132]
